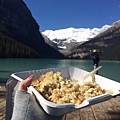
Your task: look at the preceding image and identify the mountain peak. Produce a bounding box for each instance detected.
[42,25,111,49]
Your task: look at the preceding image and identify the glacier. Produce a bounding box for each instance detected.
[42,25,111,49]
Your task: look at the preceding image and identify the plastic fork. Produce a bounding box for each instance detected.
[79,66,102,85]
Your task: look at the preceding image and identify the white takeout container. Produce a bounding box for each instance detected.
[11,67,120,116]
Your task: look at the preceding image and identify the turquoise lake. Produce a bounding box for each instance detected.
[0,59,120,85]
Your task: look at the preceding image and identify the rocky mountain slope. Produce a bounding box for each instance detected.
[0,0,64,58]
[66,20,120,61]
[41,34,58,50]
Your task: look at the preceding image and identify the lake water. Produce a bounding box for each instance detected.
[0,59,120,85]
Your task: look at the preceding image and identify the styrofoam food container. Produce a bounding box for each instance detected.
[11,67,120,116]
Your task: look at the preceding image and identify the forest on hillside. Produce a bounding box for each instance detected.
[0,32,39,58]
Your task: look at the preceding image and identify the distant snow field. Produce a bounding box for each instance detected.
[42,25,111,49]
[42,25,111,42]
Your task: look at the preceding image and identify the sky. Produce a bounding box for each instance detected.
[24,0,120,32]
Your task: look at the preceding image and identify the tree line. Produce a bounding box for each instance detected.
[0,32,39,58]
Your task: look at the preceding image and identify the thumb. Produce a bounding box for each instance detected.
[18,75,34,91]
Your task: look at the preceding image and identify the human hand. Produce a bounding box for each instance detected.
[18,75,34,91]
[15,75,64,120]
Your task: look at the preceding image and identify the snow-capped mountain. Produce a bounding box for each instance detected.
[42,25,111,49]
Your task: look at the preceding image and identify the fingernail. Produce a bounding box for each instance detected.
[30,75,34,77]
